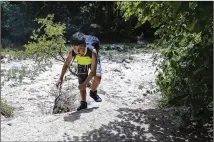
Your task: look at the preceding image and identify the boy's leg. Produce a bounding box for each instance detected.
[91,73,101,92]
[78,73,88,100]
[77,73,88,111]
[92,55,102,91]
[80,89,86,102]
[90,56,102,102]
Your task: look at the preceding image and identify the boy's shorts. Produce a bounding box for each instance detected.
[78,56,102,84]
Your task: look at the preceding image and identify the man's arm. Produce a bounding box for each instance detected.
[82,49,97,85]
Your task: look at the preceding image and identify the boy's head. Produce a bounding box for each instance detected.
[71,32,86,55]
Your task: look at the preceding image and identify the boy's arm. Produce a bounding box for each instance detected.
[59,51,73,81]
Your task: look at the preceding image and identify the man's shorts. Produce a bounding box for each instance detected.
[78,55,102,84]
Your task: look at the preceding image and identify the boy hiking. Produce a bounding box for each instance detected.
[56,32,102,111]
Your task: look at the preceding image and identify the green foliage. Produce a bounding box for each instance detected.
[2,1,145,47]
[121,55,127,61]
[24,14,68,62]
[0,99,14,118]
[118,1,213,124]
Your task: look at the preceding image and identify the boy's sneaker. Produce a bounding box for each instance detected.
[90,90,102,102]
[77,101,87,111]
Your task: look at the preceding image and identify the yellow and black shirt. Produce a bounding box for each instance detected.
[71,35,100,74]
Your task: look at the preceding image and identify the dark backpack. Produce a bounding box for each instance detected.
[85,35,100,53]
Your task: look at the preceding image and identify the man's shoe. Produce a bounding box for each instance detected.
[77,101,87,111]
[90,90,102,102]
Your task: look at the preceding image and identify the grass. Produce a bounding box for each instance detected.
[5,65,29,83]
[1,48,28,60]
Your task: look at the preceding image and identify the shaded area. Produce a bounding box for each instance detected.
[68,108,212,142]
[63,107,99,122]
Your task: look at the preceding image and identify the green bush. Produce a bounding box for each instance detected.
[0,99,14,118]
[24,14,78,77]
[118,1,213,124]
[24,14,68,63]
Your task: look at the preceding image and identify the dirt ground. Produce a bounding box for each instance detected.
[1,49,212,141]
